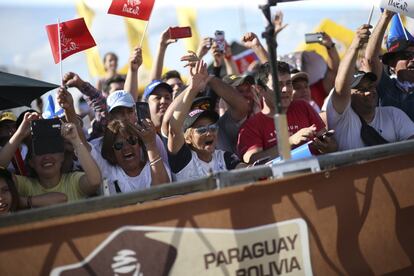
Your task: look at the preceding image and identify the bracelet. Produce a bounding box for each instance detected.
[326,43,335,50]
[27,196,32,209]
[149,157,162,166]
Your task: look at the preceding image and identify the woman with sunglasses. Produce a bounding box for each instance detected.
[90,119,170,194]
[168,60,244,182]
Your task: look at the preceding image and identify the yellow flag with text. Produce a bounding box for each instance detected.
[176,7,200,52]
[296,19,355,60]
[75,0,106,77]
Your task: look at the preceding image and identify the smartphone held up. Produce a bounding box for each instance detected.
[136,102,151,126]
[214,30,225,52]
[305,32,323,44]
[169,26,192,40]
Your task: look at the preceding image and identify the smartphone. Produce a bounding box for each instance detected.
[317,130,335,141]
[305,33,323,44]
[169,26,192,40]
[31,118,64,156]
[214,30,225,52]
[136,102,151,125]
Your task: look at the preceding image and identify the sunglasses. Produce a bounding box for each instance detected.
[193,123,219,135]
[113,136,139,151]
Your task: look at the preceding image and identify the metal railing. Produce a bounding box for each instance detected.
[1,139,414,228]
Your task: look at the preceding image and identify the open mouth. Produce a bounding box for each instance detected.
[123,152,135,160]
[41,162,55,168]
[0,202,9,212]
[205,140,214,146]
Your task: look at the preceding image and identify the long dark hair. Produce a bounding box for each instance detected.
[0,167,19,212]
[101,120,147,166]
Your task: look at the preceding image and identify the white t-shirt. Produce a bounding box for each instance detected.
[168,144,240,182]
[89,135,170,195]
[326,96,414,151]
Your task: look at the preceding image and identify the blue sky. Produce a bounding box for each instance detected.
[0,0,409,90]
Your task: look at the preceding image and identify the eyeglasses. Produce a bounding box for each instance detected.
[113,136,139,151]
[193,123,219,135]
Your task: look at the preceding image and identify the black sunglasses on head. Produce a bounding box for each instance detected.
[113,136,139,151]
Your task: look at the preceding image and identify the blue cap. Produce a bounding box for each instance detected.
[143,80,173,101]
[106,90,135,112]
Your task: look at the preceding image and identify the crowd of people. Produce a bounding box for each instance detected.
[1,9,414,215]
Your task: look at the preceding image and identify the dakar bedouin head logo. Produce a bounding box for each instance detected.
[123,0,141,15]
[112,249,143,276]
[59,25,79,55]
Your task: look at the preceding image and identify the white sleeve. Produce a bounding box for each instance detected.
[392,108,414,140]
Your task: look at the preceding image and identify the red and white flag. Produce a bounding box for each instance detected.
[108,0,155,21]
[45,18,96,64]
[233,49,259,74]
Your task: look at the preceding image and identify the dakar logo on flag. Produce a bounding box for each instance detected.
[59,26,79,55]
[123,0,141,16]
[108,0,155,21]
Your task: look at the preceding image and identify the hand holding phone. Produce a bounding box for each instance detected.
[305,33,323,44]
[316,130,335,141]
[169,27,192,40]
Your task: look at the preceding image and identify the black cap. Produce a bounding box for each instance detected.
[191,96,213,111]
[183,109,219,131]
[382,39,414,66]
[351,71,377,89]
[223,74,254,87]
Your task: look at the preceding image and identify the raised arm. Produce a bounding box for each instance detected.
[242,32,269,64]
[137,119,170,185]
[319,32,340,93]
[207,77,249,121]
[0,112,39,168]
[168,60,209,154]
[61,123,102,195]
[365,10,394,78]
[223,42,239,75]
[124,46,143,101]
[63,72,109,137]
[149,28,177,81]
[333,24,371,114]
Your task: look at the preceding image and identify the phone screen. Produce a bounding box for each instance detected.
[136,102,151,124]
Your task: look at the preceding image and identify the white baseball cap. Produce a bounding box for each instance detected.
[106,90,135,112]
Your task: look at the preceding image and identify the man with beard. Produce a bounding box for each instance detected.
[365,9,414,121]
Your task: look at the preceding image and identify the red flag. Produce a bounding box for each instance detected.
[108,0,155,21]
[233,49,259,74]
[45,18,96,64]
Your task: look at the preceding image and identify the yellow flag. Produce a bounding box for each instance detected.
[296,19,354,60]
[75,0,106,77]
[176,7,200,53]
[123,18,153,72]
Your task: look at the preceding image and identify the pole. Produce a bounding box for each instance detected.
[259,0,291,160]
[57,18,63,85]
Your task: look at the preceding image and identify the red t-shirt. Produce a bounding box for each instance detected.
[237,100,325,156]
[310,79,326,108]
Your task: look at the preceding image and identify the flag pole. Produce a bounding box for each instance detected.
[367,5,374,26]
[57,18,63,85]
[397,14,409,40]
[139,21,150,48]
